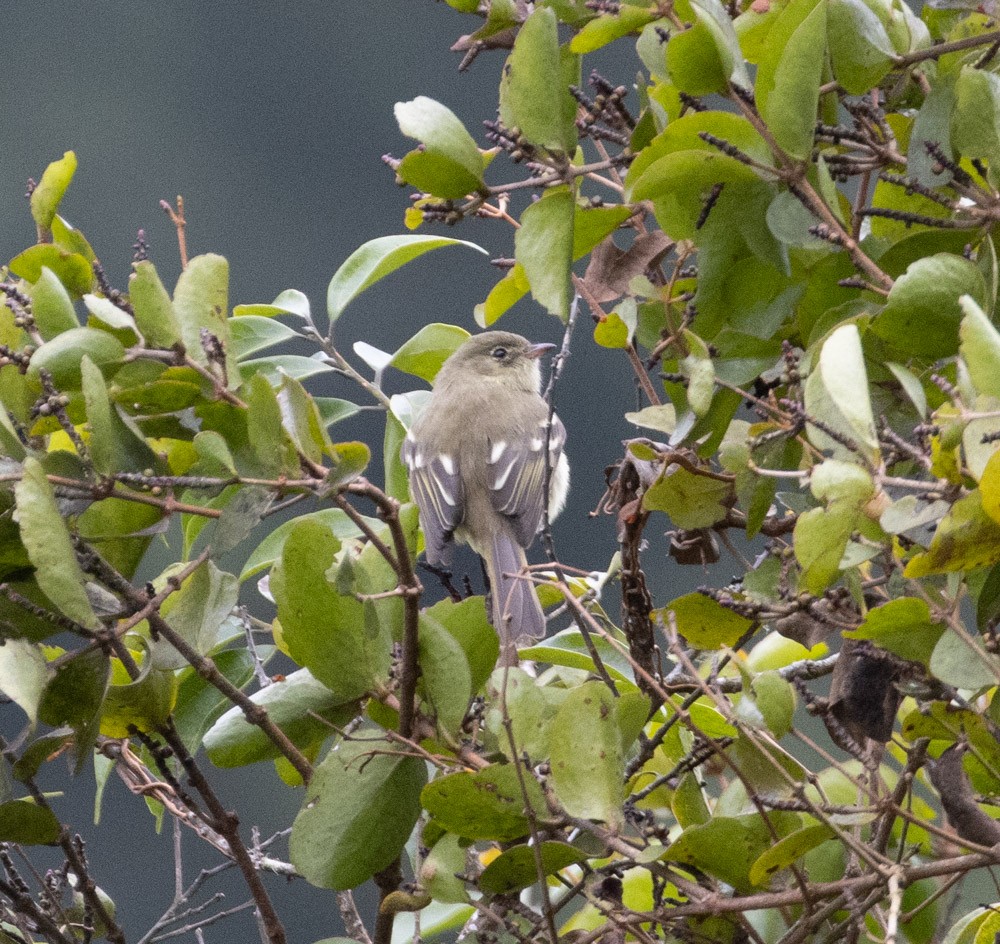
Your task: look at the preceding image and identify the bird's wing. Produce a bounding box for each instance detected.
[487,414,566,548]
[400,435,464,565]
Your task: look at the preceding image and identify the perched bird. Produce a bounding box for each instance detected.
[401,331,569,663]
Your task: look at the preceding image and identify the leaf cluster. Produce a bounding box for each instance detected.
[6,1,1000,942]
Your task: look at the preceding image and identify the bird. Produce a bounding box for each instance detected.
[401,330,569,664]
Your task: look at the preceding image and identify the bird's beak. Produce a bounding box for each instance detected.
[524,342,556,360]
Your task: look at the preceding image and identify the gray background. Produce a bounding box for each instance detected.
[0,4,707,941]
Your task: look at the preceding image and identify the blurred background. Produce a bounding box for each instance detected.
[0,4,723,940]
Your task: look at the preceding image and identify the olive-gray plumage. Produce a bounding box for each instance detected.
[401,331,569,663]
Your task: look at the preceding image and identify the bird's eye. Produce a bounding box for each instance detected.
[491,346,508,360]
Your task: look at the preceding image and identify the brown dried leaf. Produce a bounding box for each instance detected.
[828,639,903,744]
[581,231,674,304]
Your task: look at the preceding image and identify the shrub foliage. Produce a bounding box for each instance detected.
[4,2,1000,943]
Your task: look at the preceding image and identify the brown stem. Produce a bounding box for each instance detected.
[372,860,403,944]
[159,720,288,944]
[85,549,315,784]
[160,196,189,269]
[614,459,660,699]
[893,28,1000,67]
[337,891,373,944]
[344,480,422,740]
[499,667,559,944]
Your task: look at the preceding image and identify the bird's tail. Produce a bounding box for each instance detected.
[486,532,545,665]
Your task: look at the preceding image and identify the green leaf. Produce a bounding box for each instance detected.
[627,111,771,188]
[479,841,588,894]
[229,316,298,360]
[172,648,256,753]
[151,561,239,670]
[270,519,391,700]
[803,323,878,462]
[173,253,235,384]
[419,833,469,904]
[271,289,312,319]
[908,75,956,188]
[31,151,77,233]
[239,508,380,581]
[642,465,733,528]
[953,66,1000,172]
[629,150,763,242]
[245,373,297,478]
[0,800,61,844]
[100,642,177,737]
[38,649,109,769]
[418,615,473,737]
[83,293,136,336]
[809,459,874,504]
[384,410,411,503]
[277,373,333,465]
[130,260,181,348]
[664,813,801,894]
[666,0,751,94]
[13,729,74,783]
[625,404,677,434]
[794,502,857,593]
[827,0,895,94]
[50,215,96,263]
[82,356,159,475]
[205,668,358,767]
[747,671,796,737]
[515,185,574,321]
[844,597,945,665]
[960,295,1000,400]
[873,254,987,357]
[571,7,656,52]
[549,682,624,826]
[327,441,371,488]
[521,628,636,684]
[748,824,834,886]
[484,667,565,762]
[27,326,124,391]
[660,592,754,649]
[905,491,1000,577]
[421,762,547,841]
[14,458,99,630]
[10,245,93,297]
[594,300,636,349]
[682,336,715,417]
[327,235,486,323]
[477,204,630,326]
[395,97,486,199]
[930,629,998,691]
[239,354,334,385]
[0,639,49,724]
[315,397,361,428]
[29,267,79,339]
[498,7,577,154]
[391,323,470,382]
[424,596,499,694]
[981,450,1000,526]
[756,0,828,159]
[887,362,928,419]
[290,739,426,890]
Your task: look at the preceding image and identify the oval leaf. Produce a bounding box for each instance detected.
[290,740,426,889]
[327,235,486,323]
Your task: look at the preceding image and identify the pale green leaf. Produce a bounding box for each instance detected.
[327,235,486,323]
[13,458,99,630]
